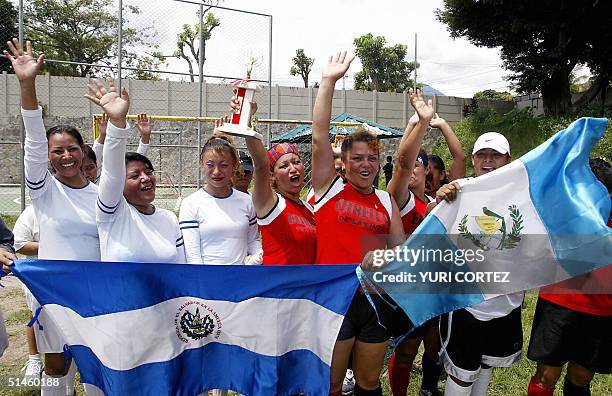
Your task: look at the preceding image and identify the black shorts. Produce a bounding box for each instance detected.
[392,307,439,340]
[439,307,522,382]
[337,292,393,343]
[527,298,612,374]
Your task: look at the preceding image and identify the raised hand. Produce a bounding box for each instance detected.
[135,113,153,136]
[321,51,355,83]
[3,39,45,82]
[213,116,231,134]
[85,77,129,127]
[408,112,420,127]
[429,114,447,129]
[409,88,434,123]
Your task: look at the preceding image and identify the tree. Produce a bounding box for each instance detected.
[0,0,18,73]
[24,0,158,77]
[474,89,513,102]
[437,0,612,116]
[353,33,416,93]
[173,13,220,83]
[131,49,167,81]
[289,49,314,88]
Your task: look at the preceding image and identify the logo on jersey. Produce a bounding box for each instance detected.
[175,300,222,343]
[458,205,523,251]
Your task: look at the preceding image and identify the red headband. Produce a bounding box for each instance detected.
[267,143,300,169]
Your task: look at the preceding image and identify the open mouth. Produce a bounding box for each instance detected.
[359,170,370,178]
[60,162,76,168]
[481,166,496,173]
[141,185,153,192]
[289,175,300,182]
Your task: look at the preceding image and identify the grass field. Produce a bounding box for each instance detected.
[0,214,610,395]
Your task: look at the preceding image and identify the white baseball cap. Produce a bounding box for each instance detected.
[472,132,510,155]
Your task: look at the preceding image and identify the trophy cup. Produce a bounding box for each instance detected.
[218,57,263,140]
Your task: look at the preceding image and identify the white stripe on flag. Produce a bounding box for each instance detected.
[42,296,343,370]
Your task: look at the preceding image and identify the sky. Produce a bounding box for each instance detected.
[15,0,516,98]
[170,0,509,97]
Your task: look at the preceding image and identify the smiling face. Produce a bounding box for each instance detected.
[123,160,156,206]
[472,148,511,176]
[81,157,97,183]
[343,141,380,191]
[201,150,236,190]
[48,132,84,180]
[272,153,305,196]
[409,161,428,190]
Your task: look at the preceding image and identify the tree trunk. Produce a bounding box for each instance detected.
[303,76,308,88]
[541,66,572,116]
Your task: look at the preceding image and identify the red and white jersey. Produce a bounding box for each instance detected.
[258,193,317,265]
[305,187,315,206]
[314,177,392,264]
[399,191,432,235]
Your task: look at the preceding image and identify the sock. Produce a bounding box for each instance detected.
[563,377,590,396]
[29,353,41,361]
[527,376,554,396]
[40,372,67,396]
[421,353,443,392]
[444,377,472,396]
[388,352,412,396]
[354,383,383,396]
[470,367,492,396]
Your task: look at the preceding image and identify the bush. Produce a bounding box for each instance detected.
[432,108,612,175]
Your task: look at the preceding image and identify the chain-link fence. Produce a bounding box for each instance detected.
[0,0,272,216]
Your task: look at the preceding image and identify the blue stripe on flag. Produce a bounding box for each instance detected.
[520,117,612,276]
[12,260,359,317]
[71,341,331,396]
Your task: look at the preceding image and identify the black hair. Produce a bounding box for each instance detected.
[590,158,611,194]
[125,152,154,172]
[386,155,392,162]
[46,125,84,146]
[82,144,97,164]
[428,154,446,172]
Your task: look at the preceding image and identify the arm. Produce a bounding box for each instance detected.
[426,181,462,213]
[387,196,406,248]
[5,40,51,199]
[135,113,152,156]
[387,90,434,207]
[0,218,15,271]
[178,199,203,264]
[312,51,354,198]
[245,203,263,265]
[429,117,466,181]
[93,113,108,179]
[13,207,39,256]
[85,78,131,222]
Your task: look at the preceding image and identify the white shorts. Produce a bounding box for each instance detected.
[22,284,67,354]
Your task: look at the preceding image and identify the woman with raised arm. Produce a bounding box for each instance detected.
[385,93,445,396]
[4,38,99,396]
[229,99,316,265]
[425,116,466,196]
[311,51,405,396]
[84,79,185,264]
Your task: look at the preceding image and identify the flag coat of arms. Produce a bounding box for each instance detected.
[13,261,359,396]
[364,117,611,328]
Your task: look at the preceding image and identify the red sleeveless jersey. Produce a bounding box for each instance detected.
[314,177,392,264]
[258,193,316,265]
[399,191,431,235]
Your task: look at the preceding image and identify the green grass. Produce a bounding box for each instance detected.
[4,310,31,326]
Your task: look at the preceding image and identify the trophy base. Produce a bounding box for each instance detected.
[217,124,263,140]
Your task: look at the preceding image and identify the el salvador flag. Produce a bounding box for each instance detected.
[13,260,359,396]
[362,117,611,329]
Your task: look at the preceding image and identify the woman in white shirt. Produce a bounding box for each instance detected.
[179,126,262,266]
[85,79,185,264]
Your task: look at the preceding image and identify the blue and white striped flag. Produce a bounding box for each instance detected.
[364,117,611,328]
[13,260,359,396]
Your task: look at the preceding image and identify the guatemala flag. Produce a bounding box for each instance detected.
[13,261,359,396]
[363,117,611,329]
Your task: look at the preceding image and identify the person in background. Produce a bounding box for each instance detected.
[12,205,43,381]
[81,144,98,184]
[383,155,393,187]
[425,116,466,196]
[0,217,16,359]
[232,150,254,193]
[526,158,612,396]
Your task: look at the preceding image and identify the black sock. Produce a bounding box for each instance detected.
[421,353,443,391]
[563,377,591,396]
[354,383,382,396]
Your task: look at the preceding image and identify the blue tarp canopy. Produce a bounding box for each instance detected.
[272,112,403,143]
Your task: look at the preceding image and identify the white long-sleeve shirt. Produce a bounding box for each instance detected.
[179,188,261,265]
[23,107,100,261]
[93,137,149,182]
[96,121,185,263]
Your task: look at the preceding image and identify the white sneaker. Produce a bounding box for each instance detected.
[21,357,43,381]
[342,369,355,395]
